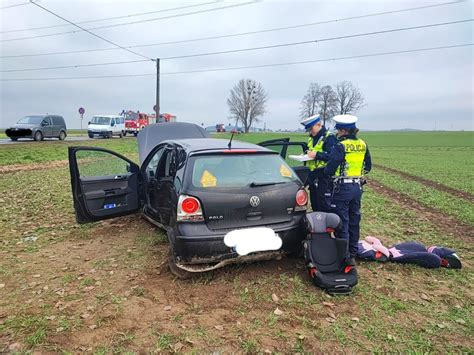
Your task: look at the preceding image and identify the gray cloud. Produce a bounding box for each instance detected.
[1,0,473,131]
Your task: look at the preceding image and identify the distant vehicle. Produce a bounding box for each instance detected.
[123,111,152,137]
[231,126,244,134]
[68,122,309,277]
[87,115,125,139]
[215,123,226,132]
[159,113,177,123]
[205,126,217,132]
[5,115,67,141]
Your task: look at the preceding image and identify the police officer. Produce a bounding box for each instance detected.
[300,115,337,212]
[324,115,372,266]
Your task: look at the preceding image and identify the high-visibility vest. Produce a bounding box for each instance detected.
[335,138,367,177]
[307,131,333,171]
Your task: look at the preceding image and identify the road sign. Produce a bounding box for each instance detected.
[78,107,85,115]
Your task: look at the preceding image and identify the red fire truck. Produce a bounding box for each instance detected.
[122,110,178,136]
[215,123,226,132]
[123,110,153,136]
[159,113,177,123]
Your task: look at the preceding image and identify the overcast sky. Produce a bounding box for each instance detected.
[0,0,472,131]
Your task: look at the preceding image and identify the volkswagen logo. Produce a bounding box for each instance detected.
[249,196,260,207]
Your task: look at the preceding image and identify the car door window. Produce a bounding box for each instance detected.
[156,149,175,179]
[41,117,51,126]
[76,150,132,178]
[146,147,164,178]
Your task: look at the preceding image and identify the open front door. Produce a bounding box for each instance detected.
[68,147,141,224]
[258,138,310,184]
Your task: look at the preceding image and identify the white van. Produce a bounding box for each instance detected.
[87,115,125,139]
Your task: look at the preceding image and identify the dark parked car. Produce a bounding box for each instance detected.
[68,123,310,277]
[5,115,67,141]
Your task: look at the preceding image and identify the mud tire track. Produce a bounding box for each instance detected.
[369,180,473,241]
[0,160,69,174]
[374,164,473,203]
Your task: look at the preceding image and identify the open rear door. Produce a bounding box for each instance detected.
[68,147,141,224]
[258,138,310,184]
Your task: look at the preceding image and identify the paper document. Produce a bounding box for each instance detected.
[289,154,313,162]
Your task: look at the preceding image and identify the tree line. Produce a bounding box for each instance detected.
[227,79,365,132]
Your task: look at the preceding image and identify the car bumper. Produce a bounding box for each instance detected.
[173,216,306,265]
[5,128,33,138]
[88,130,109,137]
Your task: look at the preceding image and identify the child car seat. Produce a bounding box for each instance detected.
[303,212,358,295]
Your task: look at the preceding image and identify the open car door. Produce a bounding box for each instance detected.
[68,147,141,224]
[258,138,310,184]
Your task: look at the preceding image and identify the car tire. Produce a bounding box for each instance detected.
[59,131,66,141]
[10,137,18,141]
[34,131,43,141]
[107,131,112,139]
[123,131,127,137]
[119,132,123,138]
[133,132,138,137]
[88,133,94,139]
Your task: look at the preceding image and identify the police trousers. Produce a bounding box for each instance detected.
[331,182,363,258]
[308,170,332,212]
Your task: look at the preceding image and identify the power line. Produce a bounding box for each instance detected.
[161,19,473,60]
[2,19,471,73]
[1,0,467,58]
[28,0,154,61]
[0,1,29,10]
[1,0,260,43]
[1,43,471,81]
[0,1,219,33]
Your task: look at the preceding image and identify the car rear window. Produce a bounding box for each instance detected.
[191,154,299,188]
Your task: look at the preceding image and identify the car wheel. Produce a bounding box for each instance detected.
[123,131,127,137]
[119,132,123,138]
[107,131,112,139]
[10,137,18,141]
[59,131,66,140]
[133,132,138,137]
[34,131,43,141]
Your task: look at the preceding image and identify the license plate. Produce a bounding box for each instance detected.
[224,227,282,256]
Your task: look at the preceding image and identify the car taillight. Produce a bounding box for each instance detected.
[295,189,308,211]
[177,195,204,222]
[182,197,199,214]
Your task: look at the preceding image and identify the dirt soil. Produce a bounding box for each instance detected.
[0,160,69,174]
[0,166,472,352]
[373,164,474,203]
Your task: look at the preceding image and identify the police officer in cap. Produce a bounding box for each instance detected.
[300,115,337,212]
[324,115,372,266]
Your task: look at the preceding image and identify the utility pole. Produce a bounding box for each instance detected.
[155,58,160,123]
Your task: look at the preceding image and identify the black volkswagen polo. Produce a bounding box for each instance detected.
[68,122,310,277]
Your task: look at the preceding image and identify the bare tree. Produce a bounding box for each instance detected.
[227,79,267,133]
[299,83,321,119]
[335,81,365,115]
[318,85,337,125]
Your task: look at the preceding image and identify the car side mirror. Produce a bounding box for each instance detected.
[88,121,91,125]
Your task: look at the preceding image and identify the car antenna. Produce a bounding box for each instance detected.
[227,118,238,150]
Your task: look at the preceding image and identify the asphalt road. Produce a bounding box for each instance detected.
[0,136,137,145]
[0,136,92,145]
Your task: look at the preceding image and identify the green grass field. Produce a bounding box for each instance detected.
[0,130,472,353]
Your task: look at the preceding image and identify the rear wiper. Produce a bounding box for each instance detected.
[250,181,286,187]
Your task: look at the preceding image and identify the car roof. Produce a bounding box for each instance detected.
[92,115,121,118]
[162,138,271,154]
